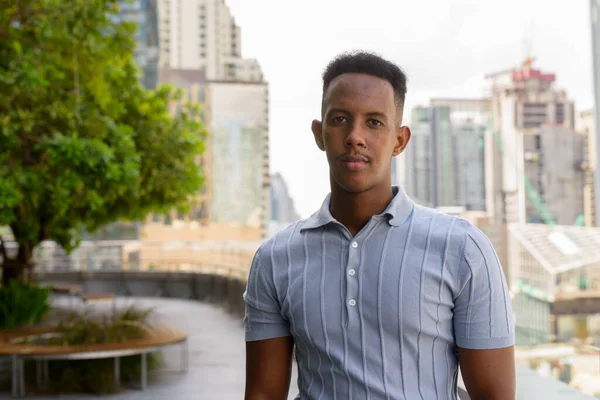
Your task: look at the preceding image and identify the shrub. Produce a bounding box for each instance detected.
[0,281,50,329]
[1,306,163,395]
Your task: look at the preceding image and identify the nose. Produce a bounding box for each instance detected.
[344,122,367,149]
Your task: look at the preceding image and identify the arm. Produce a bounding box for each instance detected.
[245,336,294,400]
[458,346,515,400]
[454,226,516,400]
[243,246,293,400]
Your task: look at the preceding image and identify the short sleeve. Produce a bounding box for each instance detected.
[453,226,515,350]
[243,246,291,342]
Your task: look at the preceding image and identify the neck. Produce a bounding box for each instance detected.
[329,180,394,236]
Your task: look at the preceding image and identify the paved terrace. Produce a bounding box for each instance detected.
[2,297,298,400]
[1,296,593,400]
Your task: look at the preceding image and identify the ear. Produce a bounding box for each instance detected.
[311,119,325,151]
[392,126,411,156]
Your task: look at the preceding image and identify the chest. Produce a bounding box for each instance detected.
[274,221,463,347]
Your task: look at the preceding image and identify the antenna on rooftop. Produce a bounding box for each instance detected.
[522,17,536,68]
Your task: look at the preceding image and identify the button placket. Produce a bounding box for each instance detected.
[345,239,360,325]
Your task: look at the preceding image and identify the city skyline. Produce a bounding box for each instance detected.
[225,0,593,218]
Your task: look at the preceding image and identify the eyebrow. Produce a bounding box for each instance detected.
[326,108,389,120]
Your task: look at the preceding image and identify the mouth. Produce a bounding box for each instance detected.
[339,154,369,171]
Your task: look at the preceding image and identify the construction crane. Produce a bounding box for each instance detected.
[485,121,558,226]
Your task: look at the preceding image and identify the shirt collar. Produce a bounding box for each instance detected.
[301,186,415,232]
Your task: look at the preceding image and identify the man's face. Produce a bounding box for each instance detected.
[312,73,410,194]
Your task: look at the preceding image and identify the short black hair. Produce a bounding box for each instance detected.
[322,51,408,118]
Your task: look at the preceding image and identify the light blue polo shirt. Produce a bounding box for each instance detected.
[244,186,514,399]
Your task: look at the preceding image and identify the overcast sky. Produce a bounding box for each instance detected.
[226,0,593,218]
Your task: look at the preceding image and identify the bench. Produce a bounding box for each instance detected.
[47,284,84,308]
[0,326,188,398]
[47,284,117,313]
[80,292,117,315]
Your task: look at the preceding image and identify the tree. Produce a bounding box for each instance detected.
[0,0,206,284]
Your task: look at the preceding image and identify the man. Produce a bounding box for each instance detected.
[243,51,515,400]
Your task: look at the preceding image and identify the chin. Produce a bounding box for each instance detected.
[331,174,374,194]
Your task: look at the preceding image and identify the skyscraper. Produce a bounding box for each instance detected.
[431,98,490,212]
[404,104,486,210]
[205,81,270,238]
[486,60,584,225]
[579,110,597,227]
[118,0,160,89]
[157,0,262,82]
[270,173,300,236]
[125,0,271,241]
[590,0,600,227]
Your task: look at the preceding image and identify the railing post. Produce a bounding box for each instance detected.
[114,357,120,389]
[141,353,147,390]
[11,355,17,398]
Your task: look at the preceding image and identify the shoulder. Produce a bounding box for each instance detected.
[254,219,307,265]
[410,204,473,246]
[409,205,499,274]
[461,223,500,268]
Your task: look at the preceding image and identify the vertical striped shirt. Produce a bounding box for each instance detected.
[244,186,514,399]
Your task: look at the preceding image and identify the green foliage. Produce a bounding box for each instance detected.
[0,0,206,276]
[53,305,154,345]
[0,281,50,329]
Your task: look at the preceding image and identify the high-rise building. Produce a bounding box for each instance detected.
[452,122,487,211]
[270,173,300,236]
[270,173,298,223]
[157,0,262,82]
[405,104,486,211]
[404,107,436,208]
[115,0,270,241]
[579,110,597,227]
[486,59,583,225]
[405,106,454,208]
[205,81,270,239]
[141,69,270,241]
[431,98,490,212]
[118,0,160,89]
[590,0,600,227]
[430,98,491,119]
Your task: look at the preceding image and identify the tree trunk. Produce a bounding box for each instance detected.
[1,242,33,286]
[1,260,26,285]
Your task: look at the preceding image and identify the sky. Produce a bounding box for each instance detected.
[225,0,594,218]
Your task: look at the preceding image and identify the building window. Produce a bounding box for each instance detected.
[556,103,565,124]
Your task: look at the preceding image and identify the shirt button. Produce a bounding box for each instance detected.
[348,269,356,276]
[349,299,356,307]
[351,241,358,248]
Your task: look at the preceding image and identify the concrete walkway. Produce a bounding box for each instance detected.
[2,297,298,400]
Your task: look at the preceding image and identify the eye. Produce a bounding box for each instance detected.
[332,116,347,123]
[369,119,384,127]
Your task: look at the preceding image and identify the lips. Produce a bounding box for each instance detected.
[340,154,369,171]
